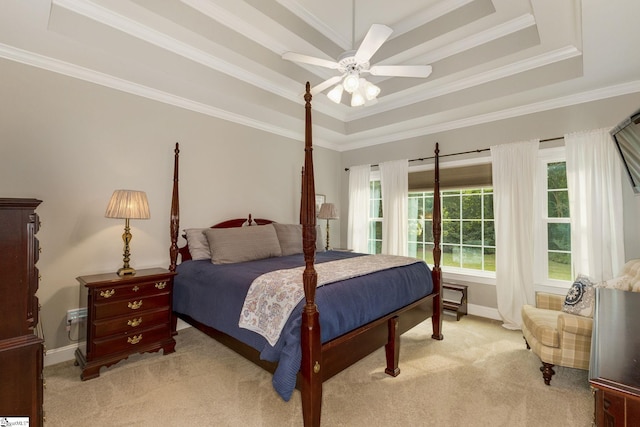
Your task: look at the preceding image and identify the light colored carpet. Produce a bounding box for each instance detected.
[43,315,593,426]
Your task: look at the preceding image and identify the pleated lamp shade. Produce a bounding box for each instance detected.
[105,190,150,219]
[318,203,339,220]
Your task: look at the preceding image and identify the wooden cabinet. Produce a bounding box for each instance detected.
[75,268,176,380]
[590,288,640,426]
[0,198,44,426]
[593,386,640,426]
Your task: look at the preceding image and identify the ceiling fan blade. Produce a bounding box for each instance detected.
[369,65,433,78]
[282,52,340,70]
[310,75,344,95]
[354,24,393,63]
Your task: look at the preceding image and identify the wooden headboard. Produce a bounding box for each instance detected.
[177,214,275,263]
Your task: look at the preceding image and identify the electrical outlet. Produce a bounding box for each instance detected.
[66,308,87,324]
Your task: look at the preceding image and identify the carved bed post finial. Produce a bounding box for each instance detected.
[169,142,180,272]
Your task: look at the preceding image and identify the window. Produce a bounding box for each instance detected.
[367,149,573,284]
[408,188,495,272]
[540,155,572,282]
[368,180,383,254]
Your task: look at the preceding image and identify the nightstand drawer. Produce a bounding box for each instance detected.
[93,309,170,338]
[94,279,172,302]
[94,293,170,320]
[92,324,170,358]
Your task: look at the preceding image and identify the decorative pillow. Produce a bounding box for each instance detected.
[562,274,595,317]
[204,224,282,264]
[597,275,632,291]
[184,228,211,260]
[272,223,324,256]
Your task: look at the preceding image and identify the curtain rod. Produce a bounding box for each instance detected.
[344,136,564,171]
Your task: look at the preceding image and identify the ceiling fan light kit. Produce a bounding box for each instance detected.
[282,22,432,107]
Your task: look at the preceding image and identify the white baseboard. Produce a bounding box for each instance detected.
[44,318,193,367]
[468,303,501,321]
[44,343,79,367]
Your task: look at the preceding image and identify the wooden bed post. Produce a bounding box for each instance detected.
[169,142,180,273]
[431,143,444,340]
[301,82,322,427]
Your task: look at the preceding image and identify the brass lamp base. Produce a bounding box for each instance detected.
[117,267,136,276]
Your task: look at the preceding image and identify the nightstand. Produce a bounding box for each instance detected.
[74,267,176,380]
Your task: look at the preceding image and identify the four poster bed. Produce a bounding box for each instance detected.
[168,83,443,427]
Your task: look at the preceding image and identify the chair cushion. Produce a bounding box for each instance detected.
[522,304,560,348]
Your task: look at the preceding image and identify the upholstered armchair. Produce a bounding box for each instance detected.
[521,259,640,385]
[521,292,593,385]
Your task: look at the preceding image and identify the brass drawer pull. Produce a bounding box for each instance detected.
[100,289,115,298]
[127,300,143,310]
[155,281,167,290]
[127,335,142,345]
[127,318,142,327]
[132,285,139,292]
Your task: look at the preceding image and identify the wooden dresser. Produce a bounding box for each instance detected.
[75,268,176,380]
[0,198,44,426]
[589,288,640,426]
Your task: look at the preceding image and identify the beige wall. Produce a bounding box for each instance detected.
[340,93,640,310]
[4,52,640,350]
[0,59,342,350]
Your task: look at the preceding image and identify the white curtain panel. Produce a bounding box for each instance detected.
[491,140,539,330]
[565,128,625,281]
[380,159,408,256]
[347,164,371,253]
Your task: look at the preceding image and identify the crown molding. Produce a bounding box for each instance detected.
[276,0,351,50]
[338,80,640,151]
[4,41,636,153]
[52,1,294,99]
[52,0,345,122]
[347,45,581,121]
[0,42,325,146]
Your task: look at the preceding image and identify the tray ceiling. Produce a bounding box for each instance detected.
[1,0,639,151]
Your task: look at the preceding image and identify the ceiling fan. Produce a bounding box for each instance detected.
[282,23,432,106]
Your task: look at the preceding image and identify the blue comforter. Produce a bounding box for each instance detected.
[173,251,433,400]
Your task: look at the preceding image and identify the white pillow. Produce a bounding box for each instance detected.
[597,276,632,291]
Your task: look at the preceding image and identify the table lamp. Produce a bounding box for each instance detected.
[105,189,150,276]
[317,202,339,250]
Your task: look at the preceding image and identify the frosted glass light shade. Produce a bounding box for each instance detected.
[343,73,360,93]
[351,90,365,107]
[364,81,381,100]
[327,84,344,103]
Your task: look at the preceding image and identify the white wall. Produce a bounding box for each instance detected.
[0,58,341,351]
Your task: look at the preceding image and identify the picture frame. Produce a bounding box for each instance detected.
[315,194,325,215]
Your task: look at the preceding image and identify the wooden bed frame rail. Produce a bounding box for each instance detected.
[168,82,442,427]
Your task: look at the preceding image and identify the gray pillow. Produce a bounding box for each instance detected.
[272,223,324,255]
[204,224,282,264]
[184,228,210,260]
